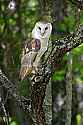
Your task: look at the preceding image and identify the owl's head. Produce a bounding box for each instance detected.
[32,21,52,39]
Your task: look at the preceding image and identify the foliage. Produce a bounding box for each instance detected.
[0,0,83,125]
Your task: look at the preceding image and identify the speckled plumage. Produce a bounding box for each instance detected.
[20,21,52,80]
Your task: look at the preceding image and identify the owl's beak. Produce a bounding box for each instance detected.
[41,33,45,36]
[41,31,46,36]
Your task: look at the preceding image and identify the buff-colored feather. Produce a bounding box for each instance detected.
[20,22,52,80]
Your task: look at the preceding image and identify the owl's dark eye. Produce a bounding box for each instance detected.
[45,27,48,30]
[38,27,41,30]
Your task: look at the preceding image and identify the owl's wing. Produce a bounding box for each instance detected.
[20,39,37,80]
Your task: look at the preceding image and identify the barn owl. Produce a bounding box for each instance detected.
[20,21,52,80]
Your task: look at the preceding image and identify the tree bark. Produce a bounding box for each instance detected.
[65,52,72,125]
[31,82,46,125]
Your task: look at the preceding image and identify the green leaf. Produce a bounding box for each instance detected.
[52,70,65,81]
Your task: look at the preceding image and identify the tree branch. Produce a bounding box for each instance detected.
[50,25,83,72]
[0,69,30,110]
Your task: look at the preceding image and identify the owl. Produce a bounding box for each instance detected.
[20,21,52,80]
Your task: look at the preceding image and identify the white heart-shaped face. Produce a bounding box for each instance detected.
[32,22,52,39]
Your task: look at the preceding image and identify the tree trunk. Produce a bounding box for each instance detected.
[31,82,46,125]
[65,52,72,125]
